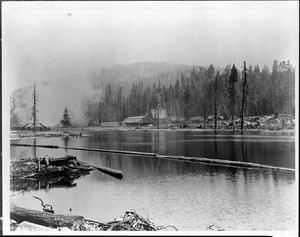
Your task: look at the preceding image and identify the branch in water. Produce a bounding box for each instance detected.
[33,195,55,213]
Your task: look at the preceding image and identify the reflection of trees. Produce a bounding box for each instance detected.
[117,131,122,151]
[240,140,245,162]
[87,150,219,181]
[262,170,295,184]
[106,153,213,179]
[214,136,218,159]
[227,140,237,161]
[74,130,295,185]
[182,131,189,156]
[62,137,70,151]
[33,138,37,159]
[154,131,159,153]
[238,168,295,187]
[117,131,123,168]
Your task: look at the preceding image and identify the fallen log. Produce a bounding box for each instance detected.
[155,155,295,172]
[11,143,294,172]
[10,204,84,229]
[10,143,157,157]
[10,205,178,231]
[78,161,123,180]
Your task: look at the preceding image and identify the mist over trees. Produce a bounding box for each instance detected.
[83,60,295,125]
[10,61,295,127]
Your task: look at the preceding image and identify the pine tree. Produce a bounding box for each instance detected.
[183,85,191,123]
[61,106,72,127]
[207,64,216,80]
[228,64,238,120]
[270,60,279,114]
[141,85,151,115]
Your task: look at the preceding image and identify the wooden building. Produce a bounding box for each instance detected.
[122,116,152,127]
[206,115,224,122]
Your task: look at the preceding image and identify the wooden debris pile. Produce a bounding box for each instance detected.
[10,204,178,232]
[10,156,94,191]
[10,158,38,180]
[71,211,178,231]
[10,203,227,232]
[10,156,94,179]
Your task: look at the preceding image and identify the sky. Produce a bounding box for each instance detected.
[2,1,299,92]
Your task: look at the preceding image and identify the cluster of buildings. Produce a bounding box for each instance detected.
[99,109,295,131]
[100,108,224,129]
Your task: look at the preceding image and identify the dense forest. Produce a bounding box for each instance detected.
[10,61,295,127]
[83,60,295,125]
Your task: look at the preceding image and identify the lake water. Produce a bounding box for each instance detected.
[10,130,296,231]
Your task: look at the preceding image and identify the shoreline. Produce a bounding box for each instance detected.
[9,127,296,141]
[10,203,178,231]
[10,126,296,134]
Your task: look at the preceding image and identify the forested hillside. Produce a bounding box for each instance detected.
[10,61,295,127]
[83,60,295,125]
[10,62,192,126]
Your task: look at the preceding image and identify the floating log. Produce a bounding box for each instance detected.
[11,143,294,172]
[10,204,84,229]
[78,161,123,180]
[156,155,295,172]
[10,143,157,157]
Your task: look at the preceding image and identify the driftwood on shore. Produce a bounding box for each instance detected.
[10,204,84,229]
[10,204,178,231]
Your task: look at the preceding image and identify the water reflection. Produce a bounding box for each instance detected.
[241,139,245,162]
[214,135,218,159]
[70,153,295,231]
[10,137,91,192]
[10,130,296,231]
[33,138,37,159]
[62,137,70,153]
[10,174,87,192]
